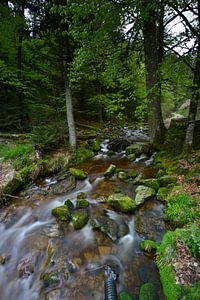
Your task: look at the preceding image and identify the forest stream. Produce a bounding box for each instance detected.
[0,130,166,300]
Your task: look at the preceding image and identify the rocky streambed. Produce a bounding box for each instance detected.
[0,129,169,300]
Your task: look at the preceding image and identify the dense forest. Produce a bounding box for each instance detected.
[0,1,200,300]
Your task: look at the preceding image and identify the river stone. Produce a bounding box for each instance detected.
[89,215,119,241]
[127,153,136,161]
[1,170,22,196]
[107,192,136,212]
[76,198,89,208]
[69,167,87,180]
[135,186,156,205]
[140,178,160,191]
[118,171,128,180]
[64,199,74,210]
[104,164,116,176]
[52,205,70,222]
[125,144,143,157]
[72,209,89,230]
[52,176,76,195]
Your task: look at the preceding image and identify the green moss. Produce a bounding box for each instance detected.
[130,171,139,179]
[91,139,101,151]
[139,283,156,300]
[157,187,168,202]
[69,167,87,179]
[52,205,70,222]
[74,142,94,164]
[140,240,158,252]
[64,199,74,210]
[159,265,181,300]
[104,164,116,176]
[119,290,133,300]
[142,178,160,191]
[76,198,89,208]
[158,175,177,187]
[164,192,198,227]
[107,192,136,212]
[72,209,89,230]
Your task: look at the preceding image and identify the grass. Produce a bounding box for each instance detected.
[0,143,33,160]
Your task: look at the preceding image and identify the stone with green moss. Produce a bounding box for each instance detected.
[104,164,116,176]
[127,153,136,161]
[1,171,23,195]
[158,175,177,187]
[135,185,156,205]
[125,144,143,156]
[77,192,87,199]
[118,171,128,180]
[52,205,70,222]
[140,240,158,252]
[107,192,136,212]
[64,199,74,210]
[130,171,139,179]
[157,187,168,202]
[72,209,89,230]
[69,168,87,180]
[139,283,156,300]
[142,178,160,191]
[77,198,89,208]
[119,290,133,300]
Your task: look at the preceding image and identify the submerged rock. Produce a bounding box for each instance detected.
[135,186,156,205]
[72,209,89,230]
[69,167,87,180]
[107,192,136,212]
[52,205,70,222]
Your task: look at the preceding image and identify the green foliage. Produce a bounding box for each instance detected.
[159,265,181,300]
[74,142,94,164]
[139,283,156,300]
[0,143,32,160]
[140,240,158,252]
[164,192,198,227]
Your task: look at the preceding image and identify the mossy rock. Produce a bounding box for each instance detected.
[2,171,23,195]
[107,192,136,212]
[125,144,143,156]
[52,205,70,222]
[130,171,139,179]
[64,199,74,210]
[156,169,166,178]
[69,167,87,180]
[127,153,136,161]
[158,175,177,187]
[72,209,89,230]
[141,178,160,191]
[140,240,158,252]
[135,186,156,205]
[139,283,156,300]
[76,198,89,208]
[119,290,134,300]
[118,171,128,180]
[77,192,87,200]
[157,187,168,202]
[104,164,116,176]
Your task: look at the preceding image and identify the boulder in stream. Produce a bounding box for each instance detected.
[135,186,156,206]
[125,144,143,157]
[69,167,88,180]
[72,209,89,230]
[52,205,71,222]
[104,164,116,176]
[0,168,22,199]
[107,192,136,212]
[52,175,76,195]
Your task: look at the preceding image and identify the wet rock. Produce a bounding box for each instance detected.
[0,254,8,265]
[52,176,76,195]
[139,282,156,300]
[118,171,128,180]
[125,144,143,157]
[64,199,74,210]
[40,223,63,238]
[52,205,70,222]
[17,258,34,278]
[77,192,87,199]
[107,192,136,212]
[104,164,116,176]
[72,209,89,230]
[127,153,136,161]
[77,198,89,208]
[69,167,87,180]
[43,271,61,288]
[45,290,61,300]
[158,175,177,187]
[90,215,119,241]
[108,139,130,152]
[135,186,156,206]
[157,187,168,202]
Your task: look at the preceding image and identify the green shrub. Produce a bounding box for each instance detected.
[164,192,198,227]
[0,143,32,160]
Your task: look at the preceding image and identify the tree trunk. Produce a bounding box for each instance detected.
[142,2,165,146]
[183,0,200,152]
[64,75,76,149]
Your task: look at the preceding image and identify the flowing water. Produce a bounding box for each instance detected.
[0,130,166,300]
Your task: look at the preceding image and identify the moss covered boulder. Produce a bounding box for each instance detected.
[72,209,89,230]
[64,199,74,210]
[69,168,87,180]
[157,187,168,202]
[125,144,143,157]
[139,283,156,300]
[77,198,89,208]
[52,205,70,222]
[158,175,177,187]
[107,192,136,212]
[135,186,156,205]
[104,164,116,176]
[1,170,23,196]
[118,171,128,180]
[141,178,160,191]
